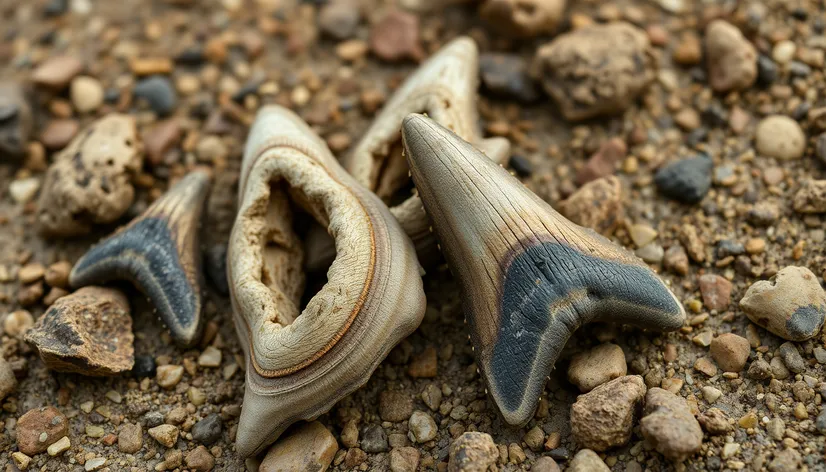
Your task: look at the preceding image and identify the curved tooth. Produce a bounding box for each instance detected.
[401,114,685,427]
[229,105,426,458]
[341,36,511,262]
[69,169,212,347]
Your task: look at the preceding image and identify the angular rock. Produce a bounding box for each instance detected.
[118,423,143,454]
[640,388,702,462]
[559,176,623,236]
[448,432,498,472]
[408,411,437,443]
[148,424,179,448]
[568,449,610,472]
[698,273,732,312]
[37,114,143,237]
[259,422,338,472]
[740,266,826,341]
[567,343,627,392]
[710,333,750,372]
[0,82,34,158]
[705,20,757,92]
[24,287,134,376]
[191,414,222,445]
[185,445,215,471]
[570,375,646,451]
[793,180,826,213]
[576,138,627,185]
[17,406,69,455]
[654,154,713,204]
[697,408,731,435]
[534,22,655,121]
[778,342,807,374]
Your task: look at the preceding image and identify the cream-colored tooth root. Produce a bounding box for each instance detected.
[228,105,426,458]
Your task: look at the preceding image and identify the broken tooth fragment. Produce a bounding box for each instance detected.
[401,113,685,427]
[229,105,426,458]
[69,168,212,348]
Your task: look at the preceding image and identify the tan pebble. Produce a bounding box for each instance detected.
[148,424,179,448]
[259,422,338,472]
[156,365,185,389]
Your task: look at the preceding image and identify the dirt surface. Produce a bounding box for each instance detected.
[1,0,826,471]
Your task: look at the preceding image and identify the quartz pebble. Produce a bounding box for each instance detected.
[156,365,184,389]
[534,22,654,121]
[755,115,806,160]
[567,343,627,392]
[705,20,757,92]
[710,333,750,372]
[740,266,826,341]
[640,388,703,462]
[259,421,338,472]
[448,432,498,472]
[570,375,646,451]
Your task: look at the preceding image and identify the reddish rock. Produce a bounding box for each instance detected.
[407,346,437,378]
[559,176,623,236]
[40,119,79,150]
[698,274,732,312]
[17,406,69,455]
[144,119,182,166]
[576,138,627,185]
[31,56,83,89]
[369,9,424,62]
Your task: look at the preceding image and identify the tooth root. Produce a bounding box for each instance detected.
[69,169,212,347]
[401,114,686,427]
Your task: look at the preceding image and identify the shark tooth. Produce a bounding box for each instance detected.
[341,35,511,263]
[228,105,426,457]
[401,114,686,426]
[69,168,212,347]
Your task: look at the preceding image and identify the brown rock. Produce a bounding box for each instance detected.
[185,445,215,471]
[39,119,79,150]
[570,375,646,451]
[567,343,627,392]
[673,32,702,65]
[259,422,338,472]
[568,449,610,472]
[407,346,437,378]
[705,20,757,92]
[17,406,69,455]
[37,114,143,237]
[448,432,498,472]
[534,22,655,121]
[679,224,705,263]
[31,56,84,89]
[793,180,826,213]
[369,9,424,62]
[479,0,566,37]
[663,245,689,275]
[576,138,627,185]
[0,356,17,401]
[148,424,179,448]
[559,176,623,236]
[640,388,702,462]
[709,333,750,372]
[44,261,72,289]
[698,274,732,312]
[379,390,413,422]
[143,119,182,166]
[697,408,731,435]
[389,446,420,472]
[24,287,134,376]
[118,423,143,454]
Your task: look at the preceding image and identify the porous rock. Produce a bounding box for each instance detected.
[447,432,498,472]
[570,375,646,451]
[640,388,702,462]
[705,20,757,92]
[559,176,623,236]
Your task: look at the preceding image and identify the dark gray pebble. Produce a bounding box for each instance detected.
[654,154,713,204]
[479,53,540,103]
[360,424,389,453]
[134,76,177,117]
[192,413,223,445]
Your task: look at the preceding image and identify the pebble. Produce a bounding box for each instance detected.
[379,390,413,422]
[479,0,566,37]
[568,449,610,472]
[421,384,442,411]
[534,22,654,120]
[129,57,173,76]
[148,424,179,448]
[567,343,627,392]
[770,356,791,380]
[532,456,561,472]
[44,261,71,288]
[259,421,338,472]
[389,446,420,472]
[11,452,31,470]
[186,446,215,471]
[0,356,17,401]
[361,424,389,453]
[318,0,361,40]
[408,411,437,443]
[192,414,223,445]
[559,176,623,237]
[698,273,732,312]
[769,448,802,471]
[740,266,826,341]
[39,119,79,150]
[701,386,723,403]
[698,408,731,435]
[654,154,713,204]
[772,40,796,64]
[447,432,498,472]
[777,342,807,374]
[407,346,437,378]
[118,423,143,453]
[31,55,83,89]
[705,20,757,92]
[47,436,70,456]
[70,76,104,113]
[694,357,717,376]
[570,375,646,451]
[628,223,658,247]
[4,310,34,337]
[755,115,806,160]
[663,246,689,275]
[131,354,157,378]
[0,81,34,157]
[133,76,177,116]
[17,406,69,455]
[9,177,41,204]
[369,9,423,62]
[198,346,222,367]
[156,365,185,389]
[640,388,703,462]
[747,358,772,380]
[479,53,540,103]
[143,119,181,166]
[24,287,134,375]
[636,242,665,264]
[710,333,750,372]
[793,180,826,213]
[576,138,627,185]
[84,457,106,471]
[814,347,826,364]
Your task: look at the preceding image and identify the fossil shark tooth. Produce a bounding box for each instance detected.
[401,114,686,426]
[340,35,510,262]
[69,168,212,347]
[228,105,426,458]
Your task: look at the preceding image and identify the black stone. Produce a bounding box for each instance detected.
[757,55,778,87]
[360,424,389,453]
[654,154,713,204]
[131,354,156,378]
[232,80,262,103]
[175,47,206,66]
[508,155,532,178]
[792,102,811,121]
[133,76,177,117]
[791,7,808,21]
[548,448,570,461]
[702,104,728,128]
[192,414,223,445]
[479,53,541,103]
[204,244,229,296]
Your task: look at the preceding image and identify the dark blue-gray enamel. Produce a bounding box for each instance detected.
[487,241,683,414]
[787,304,826,339]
